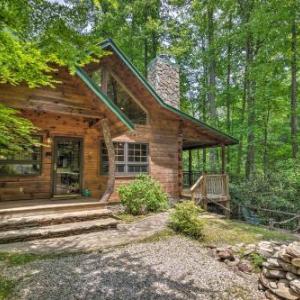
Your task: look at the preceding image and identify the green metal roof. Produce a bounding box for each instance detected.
[99,38,238,145]
[75,67,134,131]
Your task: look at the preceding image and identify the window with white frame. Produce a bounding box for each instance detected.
[101,142,149,175]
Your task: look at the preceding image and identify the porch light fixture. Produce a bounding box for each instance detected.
[45,131,52,145]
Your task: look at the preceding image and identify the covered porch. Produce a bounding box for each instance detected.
[181,126,236,216]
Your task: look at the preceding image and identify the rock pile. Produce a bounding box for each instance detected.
[259,241,300,300]
[212,241,282,274]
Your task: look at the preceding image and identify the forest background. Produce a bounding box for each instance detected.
[1,0,299,213]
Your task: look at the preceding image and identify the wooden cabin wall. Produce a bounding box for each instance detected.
[0,111,108,202]
[110,118,182,201]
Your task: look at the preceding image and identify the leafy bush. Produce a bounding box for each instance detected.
[169,201,204,240]
[118,175,169,215]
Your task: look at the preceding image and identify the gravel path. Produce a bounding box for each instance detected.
[4,236,263,300]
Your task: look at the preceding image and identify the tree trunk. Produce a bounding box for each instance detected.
[291,12,298,159]
[226,14,232,170]
[245,34,256,180]
[236,66,247,176]
[263,99,270,177]
[99,119,115,203]
[207,4,218,172]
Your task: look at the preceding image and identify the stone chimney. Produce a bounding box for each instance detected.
[147,55,180,109]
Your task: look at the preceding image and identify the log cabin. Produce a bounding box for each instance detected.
[0,39,238,213]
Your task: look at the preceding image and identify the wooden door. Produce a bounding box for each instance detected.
[52,137,83,196]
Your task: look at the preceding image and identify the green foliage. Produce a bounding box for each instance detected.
[118,175,169,215]
[249,253,265,272]
[169,201,204,240]
[0,275,15,300]
[231,163,300,213]
[0,104,40,156]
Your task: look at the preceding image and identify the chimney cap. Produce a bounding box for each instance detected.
[148,54,179,71]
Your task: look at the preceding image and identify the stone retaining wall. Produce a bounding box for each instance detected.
[259,241,300,300]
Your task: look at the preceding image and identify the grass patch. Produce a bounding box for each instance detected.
[0,252,78,267]
[0,275,16,300]
[140,229,175,243]
[201,217,296,246]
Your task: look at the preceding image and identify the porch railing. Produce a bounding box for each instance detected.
[183,171,202,188]
[190,174,230,212]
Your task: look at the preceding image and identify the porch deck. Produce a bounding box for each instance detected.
[182,174,231,217]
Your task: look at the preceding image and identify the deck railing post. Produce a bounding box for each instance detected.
[221,145,225,174]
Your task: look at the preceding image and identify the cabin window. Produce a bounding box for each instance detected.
[90,68,147,125]
[101,142,149,176]
[0,137,42,176]
[107,76,147,125]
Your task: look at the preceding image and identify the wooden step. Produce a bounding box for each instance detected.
[0,209,113,231]
[0,201,107,219]
[0,218,118,244]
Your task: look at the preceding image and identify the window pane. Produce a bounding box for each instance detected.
[107,76,147,125]
[0,164,41,176]
[116,165,125,173]
[101,142,148,175]
[128,143,148,163]
[128,165,148,173]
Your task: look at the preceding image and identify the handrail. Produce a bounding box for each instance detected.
[190,175,204,192]
[190,174,230,209]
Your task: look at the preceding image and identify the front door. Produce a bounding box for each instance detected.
[53,137,82,196]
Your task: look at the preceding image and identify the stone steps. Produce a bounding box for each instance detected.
[0,218,118,244]
[0,201,107,219]
[0,209,113,231]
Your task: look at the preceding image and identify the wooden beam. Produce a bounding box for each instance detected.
[221,145,225,174]
[99,118,115,203]
[188,149,192,186]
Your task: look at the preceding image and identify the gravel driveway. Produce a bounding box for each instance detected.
[5,236,263,300]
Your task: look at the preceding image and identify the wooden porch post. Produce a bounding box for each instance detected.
[99,118,116,203]
[221,145,226,174]
[188,149,192,186]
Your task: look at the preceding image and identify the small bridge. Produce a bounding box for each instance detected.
[182,173,231,217]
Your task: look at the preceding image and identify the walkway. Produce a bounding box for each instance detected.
[0,212,169,254]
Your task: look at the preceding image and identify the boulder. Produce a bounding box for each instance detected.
[258,242,275,258]
[216,248,235,261]
[263,258,282,269]
[290,279,300,295]
[278,260,298,274]
[278,249,293,263]
[265,289,284,300]
[238,260,253,273]
[286,242,300,258]
[291,258,300,268]
[263,268,286,279]
[286,272,298,281]
[260,273,278,290]
[270,280,299,300]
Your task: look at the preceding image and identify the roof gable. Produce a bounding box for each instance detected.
[99,39,238,147]
[75,67,134,132]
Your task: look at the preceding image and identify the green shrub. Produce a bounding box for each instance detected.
[169,201,204,240]
[118,175,169,215]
